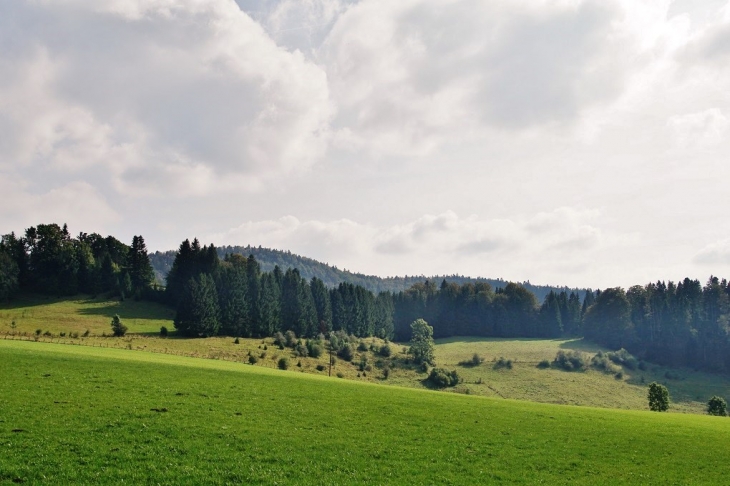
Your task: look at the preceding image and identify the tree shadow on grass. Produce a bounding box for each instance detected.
[558,338,604,354]
[76,301,175,321]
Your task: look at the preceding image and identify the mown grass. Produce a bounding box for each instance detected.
[1,340,730,485]
[2,296,729,414]
[433,337,730,414]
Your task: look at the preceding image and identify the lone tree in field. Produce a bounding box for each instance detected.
[110,314,127,337]
[409,318,435,366]
[647,382,669,412]
[707,396,727,416]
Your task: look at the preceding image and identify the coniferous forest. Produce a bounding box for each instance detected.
[2,224,730,373]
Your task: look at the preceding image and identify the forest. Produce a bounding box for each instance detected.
[2,223,729,373]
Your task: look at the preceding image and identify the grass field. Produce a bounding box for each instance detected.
[1,295,729,414]
[1,340,730,484]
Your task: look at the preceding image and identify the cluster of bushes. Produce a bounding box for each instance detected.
[553,350,587,371]
[493,357,513,370]
[428,368,460,388]
[458,353,484,367]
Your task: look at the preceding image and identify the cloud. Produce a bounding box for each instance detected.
[0,177,119,233]
[667,108,729,148]
[208,207,612,282]
[0,0,332,196]
[320,0,648,157]
[693,239,730,265]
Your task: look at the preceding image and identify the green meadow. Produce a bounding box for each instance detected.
[2,340,730,485]
[2,295,730,415]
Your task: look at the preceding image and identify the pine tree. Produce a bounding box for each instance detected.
[174,274,220,337]
[128,235,154,296]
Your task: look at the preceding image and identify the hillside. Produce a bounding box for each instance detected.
[149,245,585,300]
[2,295,727,414]
[2,340,729,484]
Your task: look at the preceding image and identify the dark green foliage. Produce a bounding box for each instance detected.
[459,353,483,367]
[128,235,154,297]
[337,344,354,362]
[234,337,240,344]
[583,288,633,350]
[591,352,622,374]
[493,357,513,370]
[284,330,297,348]
[0,244,19,301]
[357,341,368,352]
[174,274,220,337]
[648,382,669,411]
[707,396,727,416]
[378,343,392,357]
[553,350,587,371]
[110,314,127,337]
[295,342,308,357]
[409,318,435,365]
[606,348,638,370]
[160,326,168,337]
[277,357,289,370]
[306,341,323,358]
[537,359,551,369]
[428,368,460,388]
[248,355,258,365]
[316,364,326,371]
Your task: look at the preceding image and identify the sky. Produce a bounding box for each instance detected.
[2,0,730,289]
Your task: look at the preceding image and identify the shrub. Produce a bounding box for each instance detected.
[260,352,267,359]
[358,357,368,372]
[59,332,66,337]
[337,344,354,362]
[378,344,392,357]
[591,352,621,374]
[459,353,484,367]
[308,343,323,359]
[382,366,390,379]
[43,330,52,337]
[110,314,127,337]
[160,326,168,337]
[537,359,551,369]
[297,360,302,368]
[615,371,623,380]
[35,329,42,336]
[707,396,727,416]
[316,364,326,372]
[336,372,344,378]
[284,330,297,348]
[357,341,369,352]
[82,329,90,337]
[606,348,638,370]
[69,332,79,339]
[273,332,285,348]
[234,337,240,344]
[553,350,586,371]
[277,357,289,370]
[648,382,669,412]
[493,357,513,370]
[295,342,309,357]
[428,368,460,388]
[248,355,258,365]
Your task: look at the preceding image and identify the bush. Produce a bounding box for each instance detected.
[378,344,392,357]
[248,355,258,365]
[110,314,127,337]
[358,357,368,372]
[606,348,638,370]
[273,332,285,347]
[336,372,344,378]
[160,326,168,337]
[295,342,309,358]
[43,330,52,337]
[428,368,460,388]
[337,344,354,362]
[648,382,669,412]
[553,350,586,371]
[69,332,79,339]
[35,329,41,336]
[307,341,324,358]
[707,396,727,416]
[316,364,326,372]
[537,359,551,369]
[82,329,90,337]
[493,357,513,370]
[357,341,369,352]
[459,353,483,367]
[591,352,622,374]
[284,330,297,348]
[277,357,289,370]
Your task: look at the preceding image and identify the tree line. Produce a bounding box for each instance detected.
[0,223,155,300]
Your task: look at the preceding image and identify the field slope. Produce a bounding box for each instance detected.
[1,340,729,484]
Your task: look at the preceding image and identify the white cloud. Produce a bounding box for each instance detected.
[667,108,729,148]
[0,0,332,196]
[694,239,730,265]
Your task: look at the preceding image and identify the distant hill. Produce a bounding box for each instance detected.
[149,245,587,302]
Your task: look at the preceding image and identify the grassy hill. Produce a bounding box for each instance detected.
[149,246,584,300]
[1,295,728,415]
[1,339,729,484]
